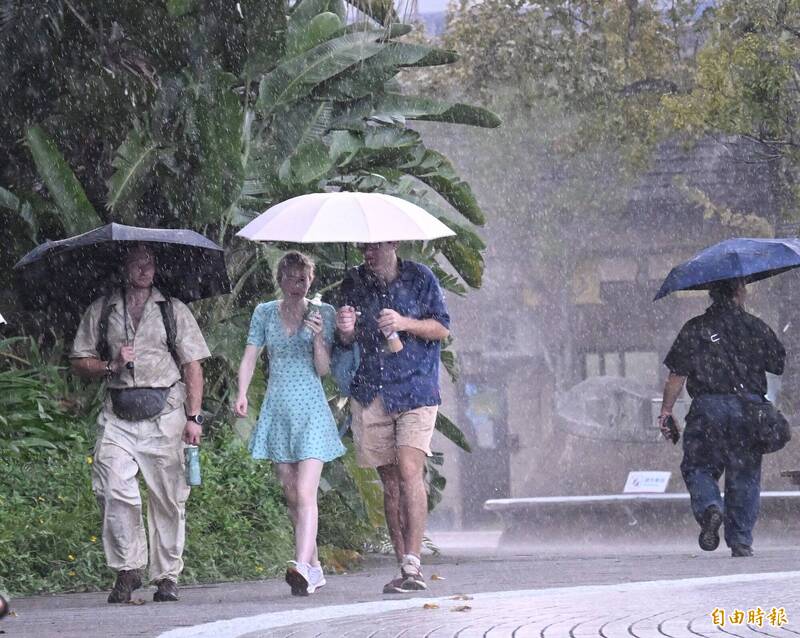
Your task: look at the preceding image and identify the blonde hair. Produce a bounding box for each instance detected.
[276,251,315,282]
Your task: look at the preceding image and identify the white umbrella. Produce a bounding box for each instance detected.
[236,192,456,243]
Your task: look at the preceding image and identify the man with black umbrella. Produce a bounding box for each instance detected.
[658,278,785,557]
[70,244,210,603]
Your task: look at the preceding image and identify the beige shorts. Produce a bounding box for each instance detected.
[350,398,438,468]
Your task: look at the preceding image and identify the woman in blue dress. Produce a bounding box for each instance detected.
[234,251,345,596]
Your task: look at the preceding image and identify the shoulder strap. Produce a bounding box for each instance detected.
[96,294,114,362]
[157,296,181,368]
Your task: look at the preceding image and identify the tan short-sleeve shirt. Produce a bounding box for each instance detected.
[70,287,211,389]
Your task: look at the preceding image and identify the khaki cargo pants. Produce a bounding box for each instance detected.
[91,384,190,583]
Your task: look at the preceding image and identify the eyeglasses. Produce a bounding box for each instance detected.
[356,242,389,251]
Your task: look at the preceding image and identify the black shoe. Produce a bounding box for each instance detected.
[698,505,723,551]
[107,570,142,603]
[153,578,179,602]
[731,544,754,557]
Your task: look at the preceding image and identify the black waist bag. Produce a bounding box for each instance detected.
[109,387,170,421]
[741,397,791,454]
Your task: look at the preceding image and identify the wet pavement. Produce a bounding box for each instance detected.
[5,534,800,637]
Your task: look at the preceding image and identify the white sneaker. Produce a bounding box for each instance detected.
[307,564,326,593]
[285,561,310,596]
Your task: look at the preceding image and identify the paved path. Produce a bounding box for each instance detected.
[5,538,800,637]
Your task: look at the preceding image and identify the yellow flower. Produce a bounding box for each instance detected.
[68,571,76,577]
[39,519,44,525]
[90,536,97,543]
[255,566,264,573]
[68,554,75,561]
[37,496,45,501]
[86,456,93,464]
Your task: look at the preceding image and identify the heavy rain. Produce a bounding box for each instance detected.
[2,1,800,636]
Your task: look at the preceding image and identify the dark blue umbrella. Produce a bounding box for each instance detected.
[654,237,800,300]
[14,223,231,313]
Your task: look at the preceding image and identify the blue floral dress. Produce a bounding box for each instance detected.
[247,300,345,463]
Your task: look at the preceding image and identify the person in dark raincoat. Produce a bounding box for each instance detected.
[335,241,450,594]
[658,278,785,557]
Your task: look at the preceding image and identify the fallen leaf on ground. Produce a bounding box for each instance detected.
[430,574,446,581]
[451,605,472,612]
[126,598,146,605]
[450,594,473,600]
[8,611,17,617]
[423,603,440,610]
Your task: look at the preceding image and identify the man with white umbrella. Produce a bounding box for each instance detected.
[336,241,450,594]
[236,191,456,594]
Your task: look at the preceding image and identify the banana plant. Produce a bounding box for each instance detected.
[1,0,498,519]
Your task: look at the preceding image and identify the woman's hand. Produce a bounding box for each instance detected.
[234,395,248,418]
[304,313,324,340]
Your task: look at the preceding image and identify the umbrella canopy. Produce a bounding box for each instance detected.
[14,223,231,313]
[653,237,800,301]
[236,192,456,243]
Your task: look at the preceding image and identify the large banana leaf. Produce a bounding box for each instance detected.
[322,43,458,101]
[435,412,472,453]
[278,139,333,186]
[399,146,485,226]
[285,12,343,58]
[106,127,161,223]
[190,70,245,224]
[257,31,385,112]
[289,0,346,25]
[438,236,483,288]
[332,94,501,130]
[342,0,396,26]
[25,126,102,235]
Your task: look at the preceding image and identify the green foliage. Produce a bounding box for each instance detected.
[180,433,295,584]
[25,126,102,235]
[0,426,381,596]
[0,337,98,454]
[2,1,488,538]
[662,1,800,162]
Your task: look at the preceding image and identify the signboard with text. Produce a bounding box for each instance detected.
[623,471,671,493]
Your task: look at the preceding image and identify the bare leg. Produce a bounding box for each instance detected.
[275,463,300,552]
[378,463,407,562]
[293,459,324,565]
[396,446,427,558]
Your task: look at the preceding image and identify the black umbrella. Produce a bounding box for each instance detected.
[14,223,231,314]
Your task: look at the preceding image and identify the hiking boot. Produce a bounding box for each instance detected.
[382,576,411,594]
[731,544,754,557]
[400,556,427,591]
[107,569,142,603]
[153,578,179,602]
[285,561,310,597]
[698,505,723,551]
[307,564,326,594]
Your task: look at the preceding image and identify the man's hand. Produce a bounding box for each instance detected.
[115,344,135,370]
[378,309,408,334]
[183,421,202,445]
[336,305,357,337]
[657,411,674,439]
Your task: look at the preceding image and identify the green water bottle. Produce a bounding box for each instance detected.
[185,445,201,486]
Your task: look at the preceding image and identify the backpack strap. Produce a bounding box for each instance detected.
[157,296,181,369]
[96,294,114,362]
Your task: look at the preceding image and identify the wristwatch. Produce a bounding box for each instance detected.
[187,414,205,425]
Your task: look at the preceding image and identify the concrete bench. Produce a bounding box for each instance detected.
[484,492,800,546]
